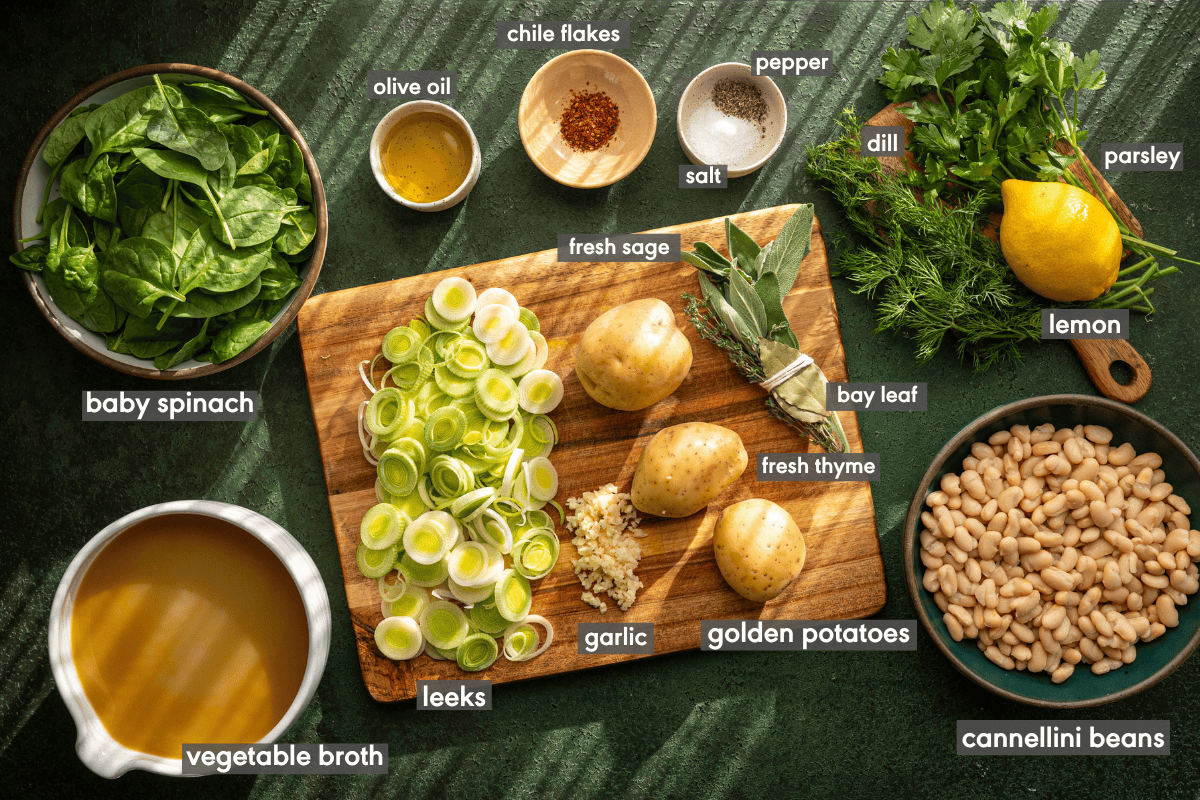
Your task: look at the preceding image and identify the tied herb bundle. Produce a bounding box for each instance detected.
[806,0,1193,370]
[681,205,849,454]
[12,74,315,369]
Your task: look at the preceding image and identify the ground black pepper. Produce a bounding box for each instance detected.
[560,90,620,152]
[712,78,768,135]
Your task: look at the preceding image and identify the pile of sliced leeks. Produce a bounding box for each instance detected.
[356,277,565,671]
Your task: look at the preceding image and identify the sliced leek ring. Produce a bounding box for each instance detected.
[518,370,564,414]
[524,456,559,502]
[447,577,495,605]
[528,331,549,370]
[375,615,424,660]
[403,510,458,565]
[425,405,468,451]
[472,303,516,344]
[381,584,429,619]
[360,503,406,550]
[486,323,531,367]
[474,369,519,418]
[398,553,450,587]
[511,529,560,580]
[518,307,540,332]
[476,287,520,318]
[503,615,554,661]
[494,569,532,622]
[446,541,493,587]
[420,600,469,650]
[432,277,477,322]
[468,599,512,636]
[472,509,514,554]
[378,447,420,497]
[382,326,424,365]
[498,338,538,379]
[457,632,500,672]
[356,543,398,579]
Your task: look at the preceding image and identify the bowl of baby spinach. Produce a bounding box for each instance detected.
[11,63,326,378]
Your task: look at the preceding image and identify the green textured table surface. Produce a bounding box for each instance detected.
[3,1,1198,797]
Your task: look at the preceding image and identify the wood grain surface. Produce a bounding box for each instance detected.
[297,205,885,702]
[867,103,1150,403]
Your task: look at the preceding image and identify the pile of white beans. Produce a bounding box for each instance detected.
[920,422,1200,683]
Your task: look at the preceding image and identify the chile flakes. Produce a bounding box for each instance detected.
[559,89,620,152]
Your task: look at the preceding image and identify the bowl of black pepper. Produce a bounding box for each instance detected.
[678,63,786,178]
[518,50,656,189]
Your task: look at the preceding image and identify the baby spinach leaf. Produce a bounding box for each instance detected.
[209,149,237,197]
[211,185,290,247]
[130,147,209,186]
[179,224,273,294]
[84,84,162,171]
[43,110,91,170]
[155,319,212,370]
[181,81,267,118]
[100,237,185,318]
[122,311,194,342]
[219,123,263,170]
[146,75,229,171]
[10,244,48,272]
[44,240,121,333]
[251,118,282,140]
[116,164,166,236]
[92,220,120,252]
[154,277,262,319]
[257,253,301,300]
[143,200,209,258]
[209,318,272,362]
[275,209,316,255]
[61,155,119,224]
[237,149,271,176]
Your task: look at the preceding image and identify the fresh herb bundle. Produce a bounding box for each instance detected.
[682,206,849,454]
[12,74,315,369]
[806,0,1191,369]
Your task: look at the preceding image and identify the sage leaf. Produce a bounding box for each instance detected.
[762,204,814,302]
[752,272,798,348]
[725,219,762,276]
[728,268,769,339]
[698,272,755,349]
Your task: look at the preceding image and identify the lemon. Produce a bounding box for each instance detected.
[999,179,1121,302]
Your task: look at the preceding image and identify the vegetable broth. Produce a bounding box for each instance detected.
[70,514,309,759]
[380,112,472,203]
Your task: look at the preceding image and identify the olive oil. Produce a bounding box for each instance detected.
[380,112,472,203]
[70,514,309,758]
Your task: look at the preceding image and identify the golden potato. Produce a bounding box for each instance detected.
[713,499,806,603]
[631,422,747,518]
[575,298,692,411]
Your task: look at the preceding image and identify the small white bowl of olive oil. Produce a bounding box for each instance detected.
[370,101,481,212]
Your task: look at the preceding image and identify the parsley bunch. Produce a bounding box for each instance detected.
[806,0,1193,370]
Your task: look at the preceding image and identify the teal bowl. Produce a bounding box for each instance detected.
[904,395,1200,707]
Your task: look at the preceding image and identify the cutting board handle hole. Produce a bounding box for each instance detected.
[1109,360,1134,386]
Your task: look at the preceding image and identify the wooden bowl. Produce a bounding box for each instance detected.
[11,63,327,380]
[518,50,656,189]
[904,395,1200,707]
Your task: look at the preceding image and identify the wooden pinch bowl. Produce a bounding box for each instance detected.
[518,50,656,189]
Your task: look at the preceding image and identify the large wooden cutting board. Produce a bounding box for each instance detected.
[297,205,885,702]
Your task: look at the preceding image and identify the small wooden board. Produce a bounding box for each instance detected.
[866,103,1151,404]
[297,205,886,702]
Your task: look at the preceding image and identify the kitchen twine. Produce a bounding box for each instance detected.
[758,353,813,392]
